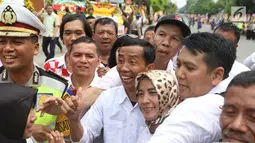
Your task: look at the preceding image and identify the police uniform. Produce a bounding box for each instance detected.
[0,1,68,142]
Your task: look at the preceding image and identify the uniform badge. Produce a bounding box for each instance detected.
[1,5,17,25]
[2,70,8,81]
[33,71,39,85]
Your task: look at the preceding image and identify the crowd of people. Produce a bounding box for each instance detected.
[1,0,255,143]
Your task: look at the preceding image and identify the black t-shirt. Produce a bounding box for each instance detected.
[123,20,131,34]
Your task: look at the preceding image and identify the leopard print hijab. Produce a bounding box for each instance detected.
[135,70,180,128]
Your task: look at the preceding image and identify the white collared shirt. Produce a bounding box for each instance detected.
[137,127,152,143]
[0,61,2,67]
[244,52,255,70]
[78,86,146,143]
[148,77,231,143]
[93,66,122,90]
[66,73,101,89]
[41,12,59,37]
[230,61,250,77]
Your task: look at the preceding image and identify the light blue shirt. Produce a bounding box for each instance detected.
[79,86,146,143]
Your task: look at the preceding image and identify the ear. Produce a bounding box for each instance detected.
[33,43,39,56]
[150,33,155,44]
[211,67,224,86]
[146,63,155,71]
[235,44,238,48]
[92,32,95,40]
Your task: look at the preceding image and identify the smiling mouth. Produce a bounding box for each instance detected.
[179,84,188,88]
[142,107,155,113]
[4,55,16,59]
[121,76,133,83]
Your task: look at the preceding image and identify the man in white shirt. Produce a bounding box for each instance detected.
[69,36,155,142]
[220,71,255,143]
[37,4,60,61]
[77,15,191,110]
[214,22,250,76]
[148,32,237,143]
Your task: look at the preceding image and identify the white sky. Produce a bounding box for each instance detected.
[172,0,187,8]
[172,0,218,8]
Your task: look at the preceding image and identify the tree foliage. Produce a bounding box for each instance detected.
[150,0,177,14]
[184,0,255,14]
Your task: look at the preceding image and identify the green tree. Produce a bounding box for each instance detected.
[236,0,255,13]
[191,0,216,14]
[150,0,177,14]
[164,1,177,14]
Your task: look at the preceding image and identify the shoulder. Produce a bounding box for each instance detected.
[97,86,125,102]
[230,61,250,76]
[101,86,125,97]
[44,56,64,70]
[37,66,67,84]
[173,94,223,116]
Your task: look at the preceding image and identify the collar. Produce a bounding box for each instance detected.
[208,76,233,94]
[117,86,129,104]
[117,86,138,108]
[67,73,101,89]
[1,65,40,87]
[57,54,67,68]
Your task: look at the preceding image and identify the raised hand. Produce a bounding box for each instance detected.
[37,96,67,116]
[32,124,53,142]
[48,130,65,143]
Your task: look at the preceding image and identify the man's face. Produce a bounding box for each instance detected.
[69,42,100,77]
[87,19,96,31]
[215,29,238,48]
[117,45,152,90]
[93,23,117,55]
[221,85,255,143]
[0,36,39,71]
[176,48,218,99]
[88,9,94,15]
[46,6,53,15]
[63,20,86,50]
[144,30,154,43]
[153,24,183,62]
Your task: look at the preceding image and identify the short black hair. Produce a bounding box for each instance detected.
[110,35,155,67]
[65,7,70,13]
[60,14,92,40]
[86,16,95,20]
[227,71,255,89]
[144,25,155,35]
[76,6,82,11]
[69,36,100,56]
[214,22,241,44]
[94,17,118,35]
[122,13,127,18]
[45,3,53,8]
[182,32,236,80]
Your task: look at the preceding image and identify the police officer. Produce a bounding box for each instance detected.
[0,1,68,142]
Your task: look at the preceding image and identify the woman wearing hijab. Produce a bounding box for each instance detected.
[135,70,181,143]
[0,83,65,143]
